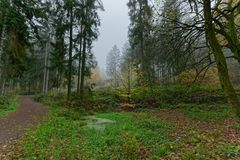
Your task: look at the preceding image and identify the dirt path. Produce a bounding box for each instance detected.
[0,96,48,145]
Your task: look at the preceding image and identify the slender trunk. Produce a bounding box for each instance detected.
[43,43,48,93]
[139,1,146,85]
[1,79,5,95]
[45,49,50,92]
[56,70,59,90]
[58,35,65,90]
[80,34,87,96]
[67,7,73,100]
[43,40,50,93]
[28,81,31,95]
[127,60,131,102]
[0,17,7,85]
[0,23,6,64]
[77,25,83,94]
[80,5,88,97]
[136,64,140,86]
[203,0,240,117]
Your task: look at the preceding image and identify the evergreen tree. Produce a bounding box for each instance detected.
[106,45,121,87]
[127,0,153,85]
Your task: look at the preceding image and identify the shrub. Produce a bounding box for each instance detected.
[130,85,226,108]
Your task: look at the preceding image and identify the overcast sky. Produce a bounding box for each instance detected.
[93,0,130,71]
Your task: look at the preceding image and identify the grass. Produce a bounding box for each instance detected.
[0,96,18,118]
[17,105,175,159]
[22,117,84,159]
[18,106,240,159]
[81,112,174,159]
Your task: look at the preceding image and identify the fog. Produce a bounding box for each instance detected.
[93,0,130,72]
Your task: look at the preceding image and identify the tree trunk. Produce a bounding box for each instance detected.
[45,50,50,92]
[0,17,7,85]
[127,60,131,102]
[80,5,89,97]
[43,42,48,93]
[80,34,87,96]
[1,79,5,95]
[67,6,73,100]
[43,39,50,93]
[77,25,83,94]
[203,0,240,117]
[228,9,240,63]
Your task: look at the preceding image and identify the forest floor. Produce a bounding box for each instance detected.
[0,96,48,159]
[1,86,240,159]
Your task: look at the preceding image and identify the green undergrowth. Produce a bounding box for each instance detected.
[17,104,175,159]
[128,85,236,120]
[80,112,174,159]
[130,85,226,108]
[33,89,122,114]
[15,85,240,159]
[175,103,235,120]
[0,95,18,118]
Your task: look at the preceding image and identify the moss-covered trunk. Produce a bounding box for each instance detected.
[203,0,240,117]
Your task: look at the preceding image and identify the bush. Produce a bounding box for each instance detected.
[177,67,220,85]
[0,96,18,117]
[0,96,9,109]
[130,85,226,108]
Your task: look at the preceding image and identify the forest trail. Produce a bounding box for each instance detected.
[0,96,48,146]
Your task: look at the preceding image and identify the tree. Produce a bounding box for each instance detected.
[120,42,137,99]
[106,45,121,87]
[66,0,75,100]
[50,0,68,90]
[0,0,30,94]
[127,0,153,85]
[79,0,102,96]
[202,0,240,116]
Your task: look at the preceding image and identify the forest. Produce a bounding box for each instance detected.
[0,0,240,159]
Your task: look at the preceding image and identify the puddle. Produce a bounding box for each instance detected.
[83,116,115,131]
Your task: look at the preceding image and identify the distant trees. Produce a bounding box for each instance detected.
[0,0,103,98]
[120,43,136,98]
[106,45,121,87]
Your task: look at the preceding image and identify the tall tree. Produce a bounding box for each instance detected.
[128,0,153,85]
[202,0,240,116]
[80,0,102,96]
[65,0,75,100]
[106,45,121,87]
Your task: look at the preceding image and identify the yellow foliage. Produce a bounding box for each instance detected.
[177,67,220,85]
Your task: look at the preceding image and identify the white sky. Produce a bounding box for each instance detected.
[93,0,130,71]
